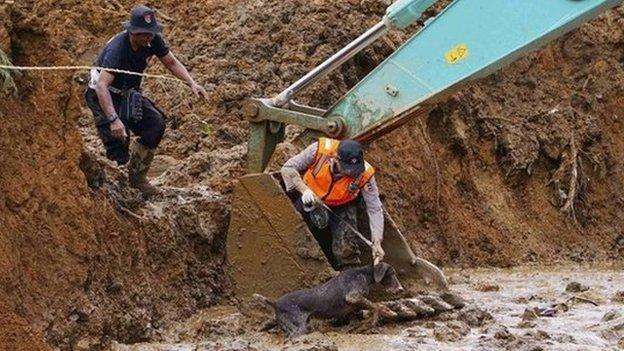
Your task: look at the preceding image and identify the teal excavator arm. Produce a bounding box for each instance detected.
[244,0,623,173]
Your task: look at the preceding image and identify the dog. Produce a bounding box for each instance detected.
[254,262,404,337]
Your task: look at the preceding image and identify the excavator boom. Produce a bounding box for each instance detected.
[229,0,623,299]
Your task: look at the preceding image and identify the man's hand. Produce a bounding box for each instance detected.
[372,239,385,265]
[301,188,319,206]
[190,82,208,100]
[110,118,127,140]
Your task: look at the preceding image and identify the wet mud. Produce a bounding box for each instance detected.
[113,264,624,351]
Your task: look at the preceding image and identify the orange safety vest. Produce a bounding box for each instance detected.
[303,138,375,207]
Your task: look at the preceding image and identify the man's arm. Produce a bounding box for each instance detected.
[362,177,384,243]
[362,176,385,263]
[281,142,318,194]
[159,52,208,100]
[95,70,126,139]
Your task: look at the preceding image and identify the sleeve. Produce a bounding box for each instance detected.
[99,45,123,70]
[151,34,170,58]
[281,142,318,193]
[361,176,384,243]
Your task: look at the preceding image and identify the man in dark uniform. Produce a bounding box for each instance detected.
[85,5,207,195]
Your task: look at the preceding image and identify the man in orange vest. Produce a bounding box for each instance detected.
[281,138,385,269]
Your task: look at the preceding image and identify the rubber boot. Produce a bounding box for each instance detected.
[128,140,161,196]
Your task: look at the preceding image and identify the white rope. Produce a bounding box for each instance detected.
[0,64,186,84]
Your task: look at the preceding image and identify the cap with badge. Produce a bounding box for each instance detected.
[337,140,365,177]
[122,5,163,35]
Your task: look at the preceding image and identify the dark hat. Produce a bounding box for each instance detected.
[122,5,163,34]
[338,140,365,177]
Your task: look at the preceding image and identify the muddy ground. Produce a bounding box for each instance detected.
[113,264,624,350]
[0,0,624,349]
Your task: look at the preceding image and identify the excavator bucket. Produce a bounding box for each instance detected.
[227,173,447,300]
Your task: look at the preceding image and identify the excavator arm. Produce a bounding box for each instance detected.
[228,0,623,299]
[244,0,623,172]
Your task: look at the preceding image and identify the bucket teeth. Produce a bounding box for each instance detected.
[374,292,466,323]
[419,295,455,312]
[440,292,467,309]
[403,298,436,316]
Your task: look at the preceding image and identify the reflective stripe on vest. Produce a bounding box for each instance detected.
[303,138,375,207]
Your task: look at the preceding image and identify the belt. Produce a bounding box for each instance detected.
[87,86,129,95]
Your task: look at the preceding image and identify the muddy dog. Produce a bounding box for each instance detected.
[254,262,404,337]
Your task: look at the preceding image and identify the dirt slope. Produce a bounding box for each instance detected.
[0,0,623,349]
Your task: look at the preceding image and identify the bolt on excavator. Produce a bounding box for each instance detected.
[227,0,624,300]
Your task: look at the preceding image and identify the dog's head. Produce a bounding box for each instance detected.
[373,262,404,294]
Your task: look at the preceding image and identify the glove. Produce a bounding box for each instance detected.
[301,188,318,206]
[372,239,385,265]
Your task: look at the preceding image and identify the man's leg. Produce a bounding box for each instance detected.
[292,196,340,270]
[126,97,166,195]
[329,202,361,269]
[85,89,130,164]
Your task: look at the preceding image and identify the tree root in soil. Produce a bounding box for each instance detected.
[0,49,18,96]
[549,134,584,223]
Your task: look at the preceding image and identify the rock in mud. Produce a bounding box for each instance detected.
[613,291,624,303]
[196,340,257,351]
[517,308,539,329]
[283,339,338,351]
[458,307,494,327]
[492,325,515,341]
[474,282,501,292]
[602,310,622,322]
[433,323,464,343]
[535,330,550,340]
[446,320,470,337]
[522,308,538,320]
[565,281,590,293]
[599,314,624,341]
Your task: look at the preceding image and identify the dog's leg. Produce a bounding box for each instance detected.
[289,312,309,338]
[352,309,380,334]
[279,309,310,338]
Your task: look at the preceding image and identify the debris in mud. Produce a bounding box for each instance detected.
[283,339,338,351]
[457,306,494,327]
[597,310,624,342]
[566,294,601,306]
[492,325,515,341]
[602,309,622,322]
[534,330,551,340]
[613,291,624,304]
[433,321,469,342]
[474,282,501,292]
[521,308,539,322]
[448,272,471,285]
[565,281,590,293]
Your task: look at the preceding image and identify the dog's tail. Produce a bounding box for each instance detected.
[253,293,276,309]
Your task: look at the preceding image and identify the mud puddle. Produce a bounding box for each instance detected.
[112,264,624,350]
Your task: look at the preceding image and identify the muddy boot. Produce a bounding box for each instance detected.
[128,140,161,196]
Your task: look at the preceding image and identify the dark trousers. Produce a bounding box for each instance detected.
[84,88,165,165]
[293,197,361,270]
